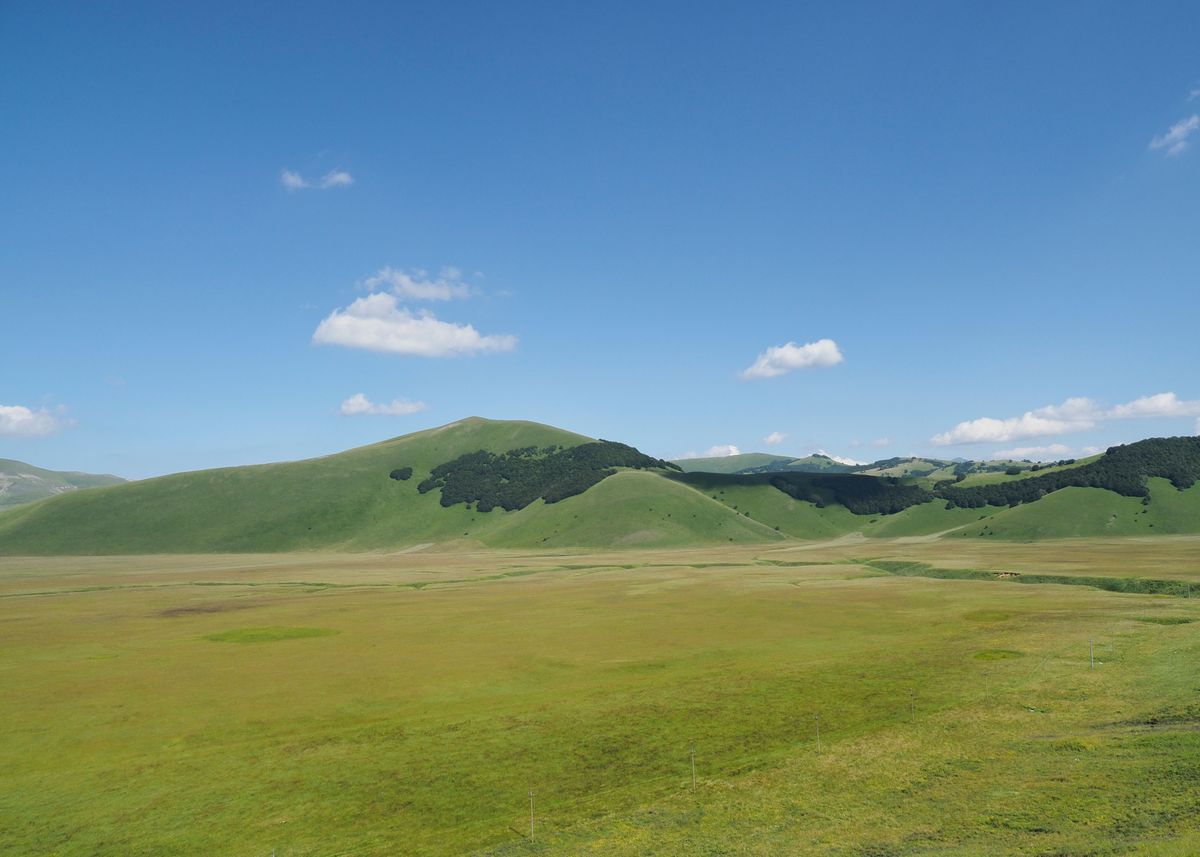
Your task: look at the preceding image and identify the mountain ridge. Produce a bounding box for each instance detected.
[2,419,1198,554]
[0,459,126,509]
[673,451,1081,480]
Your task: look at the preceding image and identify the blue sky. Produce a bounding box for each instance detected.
[2,2,1199,478]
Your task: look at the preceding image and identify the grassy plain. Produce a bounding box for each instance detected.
[3,539,1200,855]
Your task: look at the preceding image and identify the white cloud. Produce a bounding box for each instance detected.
[1034,396,1101,421]
[320,169,354,188]
[312,292,516,357]
[763,431,787,446]
[0,404,63,437]
[989,443,1073,461]
[740,338,843,380]
[817,449,865,466]
[280,169,310,191]
[702,445,741,458]
[363,266,471,301]
[1149,115,1200,157]
[281,167,355,190]
[932,411,1090,446]
[932,392,1200,446]
[339,393,428,416]
[677,445,741,460]
[1190,89,1200,102]
[1108,392,1200,419]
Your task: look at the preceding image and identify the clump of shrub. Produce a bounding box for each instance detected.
[389,467,414,481]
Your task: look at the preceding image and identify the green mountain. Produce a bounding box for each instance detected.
[2,420,1198,555]
[672,452,795,474]
[0,418,776,554]
[774,454,857,473]
[0,459,125,509]
[854,457,953,478]
[674,452,860,475]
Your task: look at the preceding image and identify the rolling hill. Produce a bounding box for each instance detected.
[0,418,778,554]
[671,452,796,474]
[0,459,125,509]
[2,419,1198,554]
[674,452,860,474]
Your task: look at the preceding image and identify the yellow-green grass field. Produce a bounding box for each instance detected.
[3,540,1200,855]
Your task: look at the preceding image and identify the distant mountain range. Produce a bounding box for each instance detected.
[0,459,125,509]
[1,419,1197,554]
[672,451,1083,480]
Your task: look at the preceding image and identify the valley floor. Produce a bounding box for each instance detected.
[2,538,1200,855]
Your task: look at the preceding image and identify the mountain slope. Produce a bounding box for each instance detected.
[674,452,866,474]
[483,470,784,548]
[0,418,592,554]
[672,453,795,474]
[950,478,1200,540]
[0,459,125,509]
[0,419,779,554]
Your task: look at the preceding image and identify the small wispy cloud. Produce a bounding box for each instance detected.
[740,338,843,380]
[281,167,355,190]
[1149,115,1200,157]
[0,404,65,437]
[339,393,428,417]
[363,266,472,301]
[281,169,310,191]
[763,431,787,446]
[1190,89,1200,102]
[320,170,354,189]
[677,445,741,460]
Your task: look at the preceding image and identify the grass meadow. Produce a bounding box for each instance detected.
[2,539,1199,855]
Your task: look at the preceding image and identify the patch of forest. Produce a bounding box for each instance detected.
[672,471,929,515]
[768,473,930,514]
[416,442,680,512]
